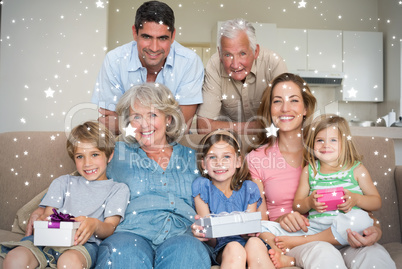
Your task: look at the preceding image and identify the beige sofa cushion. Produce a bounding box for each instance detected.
[11,188,48,235]
[0,132,76,231]
[10,171,80,234]
[353,137,401,244]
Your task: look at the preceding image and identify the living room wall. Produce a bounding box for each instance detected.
[0,0,107,133]
[0,0,401,132]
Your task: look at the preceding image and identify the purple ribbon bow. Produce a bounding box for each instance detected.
[48,208,75,228]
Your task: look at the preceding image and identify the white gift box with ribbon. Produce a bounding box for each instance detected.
[195,211,261,238]
[33,221,81,247]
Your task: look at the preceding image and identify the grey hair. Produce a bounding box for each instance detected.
[218,18,257,54]
[116,83,185,144]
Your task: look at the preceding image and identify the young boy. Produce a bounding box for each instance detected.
[0,121,130,269]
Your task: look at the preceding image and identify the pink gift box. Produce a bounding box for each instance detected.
[317,187,345,211]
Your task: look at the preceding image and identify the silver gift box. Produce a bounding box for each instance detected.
[195,211,261,238]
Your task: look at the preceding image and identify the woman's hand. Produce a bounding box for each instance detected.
[73,216,100,245]
[25,207,45,236]
[309,190,327,212]
[346,226,381,247]
[338,189,358,212]
[277,212,310,233]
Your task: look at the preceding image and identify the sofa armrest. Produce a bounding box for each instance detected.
[396,165,402,187]
[396,165,402,242]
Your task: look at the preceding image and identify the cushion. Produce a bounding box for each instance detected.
[11,188,48,235]
[0,229,24,242]
[383,242,402,265]
[11,171,79,235]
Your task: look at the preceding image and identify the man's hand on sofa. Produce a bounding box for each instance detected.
[25,207,45,236]
[346,226,382,248]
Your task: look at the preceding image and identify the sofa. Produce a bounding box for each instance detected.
[0,131,401,268]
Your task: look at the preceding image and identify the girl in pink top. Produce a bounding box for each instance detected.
[247,73,393,269]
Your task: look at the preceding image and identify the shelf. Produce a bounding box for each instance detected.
[350,126,402,140]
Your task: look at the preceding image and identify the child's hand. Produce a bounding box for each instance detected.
[192,223,209,241]
[309,190,327,212]
[37,214,50,221]
[338,190,358,212]
[73,216,99,245]
[191,215,209,242]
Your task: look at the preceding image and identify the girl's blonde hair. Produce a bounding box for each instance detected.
[249,73,316,151]
[303,114,362,174]
[197,130,251,191]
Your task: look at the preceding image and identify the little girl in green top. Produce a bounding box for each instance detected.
[262,114,381,268]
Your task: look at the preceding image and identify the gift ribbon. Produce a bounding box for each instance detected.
[208,211,249,223]
[48,208,75,229]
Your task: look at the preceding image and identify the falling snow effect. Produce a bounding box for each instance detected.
[0,0,401,267]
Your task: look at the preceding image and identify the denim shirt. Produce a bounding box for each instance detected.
[107,141,199,247]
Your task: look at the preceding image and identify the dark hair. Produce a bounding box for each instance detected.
[134,1,175,35]
[197,130,252,191]
[66,121,115,161]
[249,73,316,151]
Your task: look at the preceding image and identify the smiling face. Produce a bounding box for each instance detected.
[313,126,341,167]
[74,142,112,181]
[129,100,170,150]
[202,141,241,184]
[219,30,259,82]
[270,81,307,133]
[133,21,175,73]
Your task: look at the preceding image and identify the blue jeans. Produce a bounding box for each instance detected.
[96,232,212,268]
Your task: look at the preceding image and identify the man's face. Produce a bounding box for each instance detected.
[219,30,259,81]
[133,21,175,72]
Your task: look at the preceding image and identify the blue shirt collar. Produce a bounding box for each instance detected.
[128,41,176,72]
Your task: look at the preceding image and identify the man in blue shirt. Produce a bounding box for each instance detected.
[92,1,204,134]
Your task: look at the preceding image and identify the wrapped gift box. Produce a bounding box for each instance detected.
[317,187,345,211]
[34,221,80,247]
[195,211,261,238]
